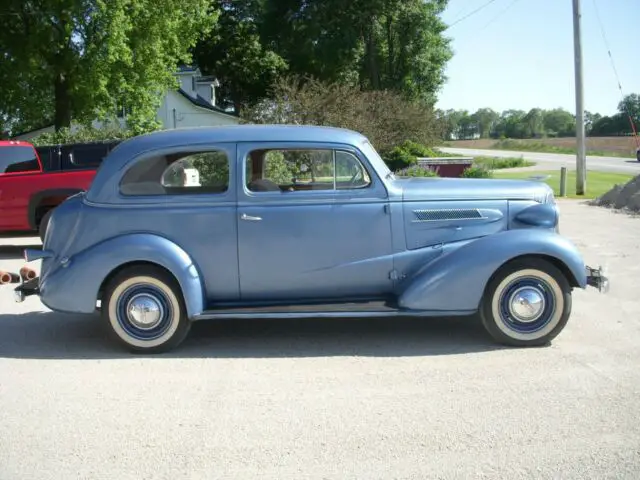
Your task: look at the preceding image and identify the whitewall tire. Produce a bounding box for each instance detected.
[479,257,572,347]
[102,265,191,353]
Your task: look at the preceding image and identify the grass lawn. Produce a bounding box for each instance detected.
[492,169,635,199]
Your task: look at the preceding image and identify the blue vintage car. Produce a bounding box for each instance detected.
[5,125,608,352]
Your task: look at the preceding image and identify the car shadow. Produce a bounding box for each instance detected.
[0,311,515,360]
[0,244,41,261]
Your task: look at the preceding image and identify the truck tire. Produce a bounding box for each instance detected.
[479,257,572,347]
[38,209,53,242]
[101,264,192,353]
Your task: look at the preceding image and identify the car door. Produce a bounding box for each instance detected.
[236,141,394,302]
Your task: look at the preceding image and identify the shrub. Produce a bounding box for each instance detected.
[473,156,535,169]
[462,164,493,178]
[395,165,439,177]
[242,75,441,155]
[29,121,154,146]
[398,140,438,158]
[383,146,418,171]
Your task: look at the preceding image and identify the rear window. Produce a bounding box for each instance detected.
[0,146,40,174]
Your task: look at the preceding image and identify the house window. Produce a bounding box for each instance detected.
[120,150,230,196]
[245,148,371,193]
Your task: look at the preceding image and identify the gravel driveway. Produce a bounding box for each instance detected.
[0,199,639,480]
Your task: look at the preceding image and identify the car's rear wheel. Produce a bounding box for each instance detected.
[479,257,572,347]
[101,265,191,353]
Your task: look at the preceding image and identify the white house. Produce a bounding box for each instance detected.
[157,65,239,129]
[12,66,240,141]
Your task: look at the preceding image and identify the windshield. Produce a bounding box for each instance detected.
[360,140,395,181]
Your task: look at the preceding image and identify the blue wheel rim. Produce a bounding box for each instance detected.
[115,284,174,341]
[498,276,556,334]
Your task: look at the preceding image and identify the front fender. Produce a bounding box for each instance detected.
[397,229,587,312]
[39,233,204,317]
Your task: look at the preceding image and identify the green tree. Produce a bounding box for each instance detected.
[260,0,453,104]
[471,108,499,138]
[523,108,545,138]
[618,93,640,123]
[0,0,217,134]
[542,108,576,137]
[585,111,602,134]
[492,110,528,139]
[193,0,288,114]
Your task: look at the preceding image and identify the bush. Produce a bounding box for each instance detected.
[395,165,439,177]
[473,156,535,169]
[29,122,154,147]
[398,140,438,158]
[383,146,418,171]
[242,75,441,155]
[462,164,493,178]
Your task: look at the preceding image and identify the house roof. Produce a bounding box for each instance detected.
[176,88,238,118]
[176,65,200,74]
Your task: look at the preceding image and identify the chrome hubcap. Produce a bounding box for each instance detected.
[508,287,545,323]
[126,294,163,330]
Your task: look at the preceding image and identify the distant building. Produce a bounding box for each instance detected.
[12,66,240,141]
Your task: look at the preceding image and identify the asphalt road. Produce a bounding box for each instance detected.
[439,147,640,174]
[1,200,640,479]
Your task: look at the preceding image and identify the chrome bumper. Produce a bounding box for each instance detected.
[586,265,609,294]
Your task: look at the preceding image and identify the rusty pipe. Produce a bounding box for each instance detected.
[0,271,21,285]
[19,266,37,282]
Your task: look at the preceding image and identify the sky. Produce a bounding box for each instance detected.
[436,0,639,116]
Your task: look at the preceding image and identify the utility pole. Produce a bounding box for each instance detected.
[572,0,587,195]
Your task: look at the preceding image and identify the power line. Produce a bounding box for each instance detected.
[590,0,639,146]
[477,0,524,33]
[448,1,474,24]
[447,0,500,28]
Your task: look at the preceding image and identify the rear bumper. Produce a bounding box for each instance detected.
[586,265,609,293]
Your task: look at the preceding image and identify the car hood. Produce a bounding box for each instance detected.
[396,176,554,203]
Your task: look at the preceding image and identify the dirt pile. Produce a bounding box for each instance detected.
[591,174,640,212]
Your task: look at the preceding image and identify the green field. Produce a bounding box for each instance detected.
[493,169,635,199]
[443,137,639,159]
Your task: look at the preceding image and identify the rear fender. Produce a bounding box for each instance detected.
[397,229,587,312]
[39,233,204,317]
[28,188,84,229]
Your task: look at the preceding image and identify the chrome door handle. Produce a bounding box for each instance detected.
[240,213,262,221]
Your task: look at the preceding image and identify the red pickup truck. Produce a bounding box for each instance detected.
[0,140,120,240]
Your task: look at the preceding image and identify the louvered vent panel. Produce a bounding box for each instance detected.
[413,209,482,222]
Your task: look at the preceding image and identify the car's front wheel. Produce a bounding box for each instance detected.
[101,265,191,353]
[479,257,572,347]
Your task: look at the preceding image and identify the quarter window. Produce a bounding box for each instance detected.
[120,150,229,196]
[245,148,371,193]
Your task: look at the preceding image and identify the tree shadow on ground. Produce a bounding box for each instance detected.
[0,311,520,360]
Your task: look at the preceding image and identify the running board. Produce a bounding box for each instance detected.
[192,301,473,320]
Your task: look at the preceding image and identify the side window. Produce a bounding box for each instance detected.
[245,148,371,193]
[335,151,371,189]
[120,150,229,196]
[0,146,40,174]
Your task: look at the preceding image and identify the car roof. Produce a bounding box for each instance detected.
[85,124,369,203]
